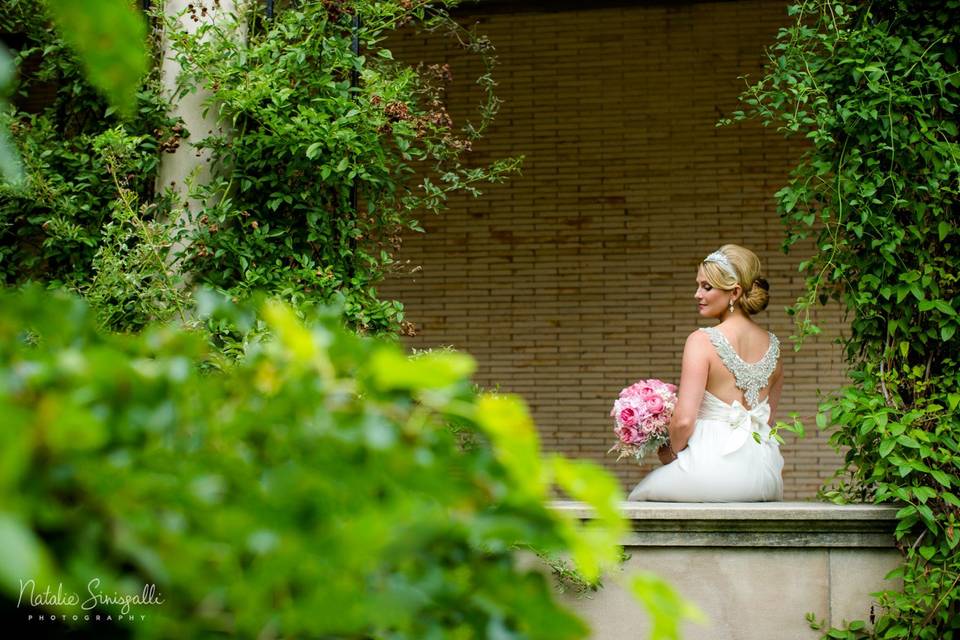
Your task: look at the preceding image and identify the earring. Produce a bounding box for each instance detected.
[728,299,735,313]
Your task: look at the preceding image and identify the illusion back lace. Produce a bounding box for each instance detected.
[700,326,780,408]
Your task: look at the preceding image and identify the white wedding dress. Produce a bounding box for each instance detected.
[628,327,784,502]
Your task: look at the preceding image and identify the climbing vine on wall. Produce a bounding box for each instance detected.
[725,0,959,637]
[0,0,185,330]
[1,0,519,338]
[166,0,521,336]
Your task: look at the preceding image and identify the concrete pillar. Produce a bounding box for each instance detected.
[156,0,241,265]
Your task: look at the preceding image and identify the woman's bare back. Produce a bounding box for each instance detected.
[701,321,782,408]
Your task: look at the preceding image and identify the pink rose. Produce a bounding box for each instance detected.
[620,383,642,399]
[616,424,642,444]
[618,406,640,427]
[644,394,665,414]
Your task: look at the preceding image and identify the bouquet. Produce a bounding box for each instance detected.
[608,379,678,461]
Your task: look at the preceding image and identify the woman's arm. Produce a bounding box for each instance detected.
[667,330,710,452]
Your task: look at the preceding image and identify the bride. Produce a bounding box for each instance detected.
[628,244,785,502]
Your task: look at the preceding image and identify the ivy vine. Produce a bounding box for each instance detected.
[1,0,519,339]
[0,0,183,329]
[725,1,959,637]
[166,0,521,336]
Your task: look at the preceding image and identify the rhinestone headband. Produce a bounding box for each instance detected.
[703,250,739,282]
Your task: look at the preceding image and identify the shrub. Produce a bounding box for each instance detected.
[0,286,634,638]
[726,1,960,636]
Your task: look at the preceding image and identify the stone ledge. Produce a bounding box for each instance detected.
[550,501,901,548]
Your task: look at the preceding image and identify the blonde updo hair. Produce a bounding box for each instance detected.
[700,244,770,315]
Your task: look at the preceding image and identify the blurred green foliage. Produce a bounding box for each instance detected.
[726,0,960,637]
[44,0,148,116]
[0,285,638,638]
[0,0,148,183]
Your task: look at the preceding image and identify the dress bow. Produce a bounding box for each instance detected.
[719,400,774,456]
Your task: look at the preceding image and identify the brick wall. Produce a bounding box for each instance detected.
[379,0,849,500]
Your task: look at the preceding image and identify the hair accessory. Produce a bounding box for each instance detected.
[704,250,739,282]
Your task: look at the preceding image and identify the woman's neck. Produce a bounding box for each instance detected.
[717,312,753,326]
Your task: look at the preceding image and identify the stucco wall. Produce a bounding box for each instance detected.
[548,502,901,639]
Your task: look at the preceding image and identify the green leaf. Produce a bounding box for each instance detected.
[948,394,960,411]
[896,435,920,449]
[942,492,960,508]
[930,469,952,487]
[895,504,916,519]
[475,394,544,499]
[551,457,623,520]
[879,438,896,458]
[916,503,936,525]
[942,324,956,341]
[0,513,55,595]
[934,301,956,316]
[550,457,625,583]
[46,0,148,117]
[370,347,475,391]
[629,572,706,640]
[912,486,936,503]
[41,397,108,453]
[939,221,951,241]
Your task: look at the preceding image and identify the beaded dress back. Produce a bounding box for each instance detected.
[700,327,780,408]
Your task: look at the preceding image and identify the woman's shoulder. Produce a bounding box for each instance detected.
[686,328,713,342]
[683,328,715,353]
